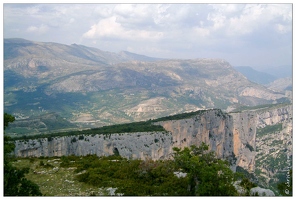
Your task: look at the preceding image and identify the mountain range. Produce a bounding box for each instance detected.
[234,66,277,85]
[3,38,291,133]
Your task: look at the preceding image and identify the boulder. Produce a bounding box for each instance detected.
[250,186,275,196]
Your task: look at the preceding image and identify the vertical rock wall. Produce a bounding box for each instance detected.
[13,105,292,174]
[230,112,257,172]
[14,132,174,160]
[155,109,234,161]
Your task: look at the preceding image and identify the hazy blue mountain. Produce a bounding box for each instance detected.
[266,77,292,92]
[118,50,163,62]
[257,65,292,79]
[234,66,277,85]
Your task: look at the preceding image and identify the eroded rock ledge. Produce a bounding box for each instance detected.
[14,104,292,173]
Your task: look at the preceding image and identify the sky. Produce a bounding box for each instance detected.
[2,3,293,69]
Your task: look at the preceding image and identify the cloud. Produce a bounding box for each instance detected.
[275,23,290,34]
[225,4,292,36]
[26,24,49,34]
[193,27,210,37]
[83,16,163,41]
[3,3,292,67]
[207,12,226,30]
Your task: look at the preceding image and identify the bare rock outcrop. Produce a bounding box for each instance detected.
[15,132,173,160]
[230,111,257,172]
[14,104,292,176]
[250,187,275,196]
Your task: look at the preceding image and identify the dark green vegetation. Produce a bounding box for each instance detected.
[152,109,209,121]
[236,166,258,184]
[5,112,77,137]
[255,152,292,195]
[4,113,42,196]
[255,108,292,196]
[171,144,242,196]
[11,120,165,141]
[277,169,292,196]
[11,143,255,196]
[245,143,254,152]
[11,109,213,141]
[256,123,283,137]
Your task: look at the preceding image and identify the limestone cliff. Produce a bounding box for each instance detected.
[254,104,292,192]
[256,104,292,128]
[14,104,292,176]
[14,109,236,164]
[230,111,257,172]
[15,132,173,160]
[155,109,234,162]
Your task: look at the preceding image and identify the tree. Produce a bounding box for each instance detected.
[4,113,16,161]
[3,113,42,196]
[172,143,239,196]
[277,169,292,196]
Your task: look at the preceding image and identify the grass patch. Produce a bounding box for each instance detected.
[11,155,188,196]
[256,123,283,137]
[11,157,110,196]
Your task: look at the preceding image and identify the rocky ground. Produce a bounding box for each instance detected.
[12,157,115,196]
[255,112,292,194]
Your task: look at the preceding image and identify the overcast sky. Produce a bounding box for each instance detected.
[3,3,292,69]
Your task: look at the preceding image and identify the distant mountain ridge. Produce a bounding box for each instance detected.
[4,38,162,64]
[4,38,290,129]
[234,66,277,85]
[266,77,292,92]
[258,65,292,79]
[118,50,163,62]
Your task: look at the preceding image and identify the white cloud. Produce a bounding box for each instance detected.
[207,12,226,30]
[26,24,49,34]
[3,3,292,67]
[83,16,163,41]
[26,5,40,15]
[193,27,210,37]
[275,23,290,34]
[225,4,292,36]
[93,5,114,18]
[265,4,292,21]
[210,4,242,14]
[113,4,154,26]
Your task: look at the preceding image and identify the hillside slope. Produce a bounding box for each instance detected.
[4,38,289,129]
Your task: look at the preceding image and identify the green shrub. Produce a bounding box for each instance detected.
[246,143,254,152]
[78,135,84,140]
[71,137,77,143]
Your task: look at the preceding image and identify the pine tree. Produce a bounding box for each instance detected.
[3,113,42,196]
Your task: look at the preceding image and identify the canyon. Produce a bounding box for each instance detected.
[14,104,292,179]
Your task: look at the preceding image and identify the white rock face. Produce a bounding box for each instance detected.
[250,186,275,196]
[230,111,257,172]
[14,131,173,160]
[14,105,292,176]
[14,109,236,163]
[257,105,292,128]
[174,172,187,178]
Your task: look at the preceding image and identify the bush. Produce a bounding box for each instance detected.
[71,137,77,143]
[246,143,254,152]
[78,135,84,140]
